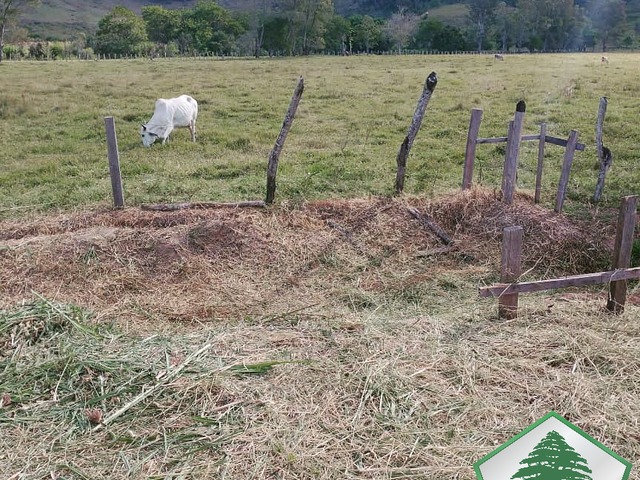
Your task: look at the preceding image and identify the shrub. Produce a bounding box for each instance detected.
[50,42,65,59]
[28,42,49,60]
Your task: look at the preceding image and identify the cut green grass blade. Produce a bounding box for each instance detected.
[229,359,313,375]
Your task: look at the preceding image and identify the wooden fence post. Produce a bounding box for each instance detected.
[534,122,546,204]
[501,101,525,204]
[265,76,304,205]
[593,97,611,203]
[607,195,638,313]
[593,147,612,203]
[395,71,438,195]
[104,116,124,209]
[554,130,579,213]
[502,120,517,203]
[499,226,524,319]
[462,108,483,190]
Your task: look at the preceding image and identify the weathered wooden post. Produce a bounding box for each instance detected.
[534,122,546,204]
[595,96,607,165]
[104,116,124,209]
[607,195,638,313]
[501,101,526,204]
[554,130,579,213]
[593,147,612,203]
[462,108,483,190]
[593,97,611,203]
[395,71,438,195]
[266,76,304,205]
[499,226,524,319]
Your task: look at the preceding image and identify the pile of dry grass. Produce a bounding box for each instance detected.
[0,189,620,324]
[428,188,615,277]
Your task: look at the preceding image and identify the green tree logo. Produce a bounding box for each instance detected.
[511,430,593,480]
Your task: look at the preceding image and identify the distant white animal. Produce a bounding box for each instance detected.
[140,95,198,147]
[601,55,609,63]
[494,53,504,61]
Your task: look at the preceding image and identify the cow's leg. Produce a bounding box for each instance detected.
[190,119,196,142]
[163,126,174,144]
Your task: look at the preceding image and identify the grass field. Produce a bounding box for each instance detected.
[1,54,640,479]
[1,53,639,216]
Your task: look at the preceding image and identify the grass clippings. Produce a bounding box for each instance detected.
[1,191,639,479]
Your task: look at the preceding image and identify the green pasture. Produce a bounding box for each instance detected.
[2,53,640,480]
[1,53,639,218]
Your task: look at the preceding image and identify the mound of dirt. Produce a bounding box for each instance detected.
[0,189,623,325]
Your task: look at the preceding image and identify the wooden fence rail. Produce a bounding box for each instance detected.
[476,134,585,150]
[480,267,640,298]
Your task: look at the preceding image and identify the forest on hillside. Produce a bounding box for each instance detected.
[1,0,637,60]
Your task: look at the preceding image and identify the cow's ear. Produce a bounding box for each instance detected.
[141,124,147,131]
[150,132,158,137]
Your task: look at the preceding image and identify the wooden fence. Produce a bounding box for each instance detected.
[462,105,586,212]
[480,195,639,318]
[3,49,596,62]
[104,78,304,210]
[105,72,438,208]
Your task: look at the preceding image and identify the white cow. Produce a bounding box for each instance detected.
[140,95,198,147]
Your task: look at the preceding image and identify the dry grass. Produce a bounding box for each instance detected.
[1,190,639,479]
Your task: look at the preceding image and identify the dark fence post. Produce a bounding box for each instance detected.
[265,76,304,205]
[607,195,639,313]
[462,108,483,190]
[534,122,546,204]
[554,130,579,213]
[595,96,607,165]
[593,97,611,203]
[395,72,438,195]
[499,226,524,319]
[104,116,124,209]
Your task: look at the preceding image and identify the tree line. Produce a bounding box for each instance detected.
[1,0,635,61]
[90,2,469,57]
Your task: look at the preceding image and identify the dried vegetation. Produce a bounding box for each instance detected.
[1,189,639,479]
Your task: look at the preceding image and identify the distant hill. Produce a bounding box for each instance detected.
[427,3,468,28]
[22,0,451,39]
[16,0,640,43]
[23,0,196,39]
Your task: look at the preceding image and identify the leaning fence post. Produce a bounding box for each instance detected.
[265,76,304,205]
[462,108,483,190]
[554,130,579,213]
[607,195,638,313]
[593,97,611,203]
[395,71,438,195]
[499,226,524,319]
[534,123,546,204]
[501,101,525,204]
[104,116,124,209]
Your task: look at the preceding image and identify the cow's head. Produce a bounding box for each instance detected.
[140,124,158,147]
